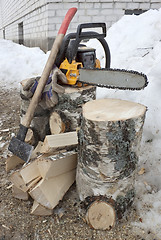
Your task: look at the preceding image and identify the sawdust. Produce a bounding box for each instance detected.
[0,89,155,240]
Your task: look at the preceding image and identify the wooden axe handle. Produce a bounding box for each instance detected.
[22,8,77,127]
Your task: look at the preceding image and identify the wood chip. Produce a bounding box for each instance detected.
[138,168,145,175]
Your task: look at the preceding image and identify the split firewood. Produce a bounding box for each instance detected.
[5,155,24,172]
[31,201,53,216]
[30,141,44,159]
[25,128,35,145]
[49,111,65,135]
[40,131,78,154]
[10,170,28,192]
[138,167,146,175]
[10,160,41,192]
[29,169,76,209]
[20,160,41,187]
[12,185,29,200]
[37,151,77,179]
[86,200,116,230]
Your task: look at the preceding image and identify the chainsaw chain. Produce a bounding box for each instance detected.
[79,68,148,91]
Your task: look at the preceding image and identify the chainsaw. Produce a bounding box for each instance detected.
[55,23,148,90]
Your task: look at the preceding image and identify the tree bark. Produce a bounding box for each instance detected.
[76,98,146,218]
[51,85,96,132]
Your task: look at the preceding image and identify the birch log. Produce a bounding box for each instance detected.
[77,98,147,219]
[20,80,96,139]
[50,85,96,133]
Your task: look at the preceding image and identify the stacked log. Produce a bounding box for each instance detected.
[20,79,96,141]
[20,78,50,141]
[50,85,96,134]
[76,98,147,228]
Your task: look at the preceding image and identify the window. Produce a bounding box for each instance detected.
[125,9,147,16]
[18,22,24,44]
[3,28,5,39]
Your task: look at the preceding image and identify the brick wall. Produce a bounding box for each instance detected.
[0,0,161,51]
[0,0,49,50]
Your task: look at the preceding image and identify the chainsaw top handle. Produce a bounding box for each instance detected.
[55,22,111,69]
[76,23,106,40]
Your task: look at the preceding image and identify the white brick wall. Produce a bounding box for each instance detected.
[0,0,161,51]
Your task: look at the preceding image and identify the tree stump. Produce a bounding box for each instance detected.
[76,98,147,220]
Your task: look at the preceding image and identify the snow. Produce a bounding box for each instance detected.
[0,7,161,238]
[0,39,48,89]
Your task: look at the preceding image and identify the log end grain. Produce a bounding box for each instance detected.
[86,200,116,230]
[49,112,65,135]
[83,98,146,122]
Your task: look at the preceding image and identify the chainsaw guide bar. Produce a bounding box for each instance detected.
[78,68,148,90]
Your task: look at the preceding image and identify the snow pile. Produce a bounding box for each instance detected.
[0,39,48,89]
[0,7,161,238]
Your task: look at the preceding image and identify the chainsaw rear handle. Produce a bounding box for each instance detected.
[22,7,77,128]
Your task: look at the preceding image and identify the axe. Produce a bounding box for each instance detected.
[8,7,77,162]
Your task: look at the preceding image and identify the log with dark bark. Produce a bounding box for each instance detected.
[51,85,96,132]
[76,98,147,218]
[20,81,96,140]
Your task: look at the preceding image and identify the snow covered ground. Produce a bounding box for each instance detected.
[0,7,161,238]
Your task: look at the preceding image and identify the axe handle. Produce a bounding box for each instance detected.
[22,8,77,127]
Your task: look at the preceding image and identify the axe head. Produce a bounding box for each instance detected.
[8,136,34,163]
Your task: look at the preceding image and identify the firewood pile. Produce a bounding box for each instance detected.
[7,132,78,216]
